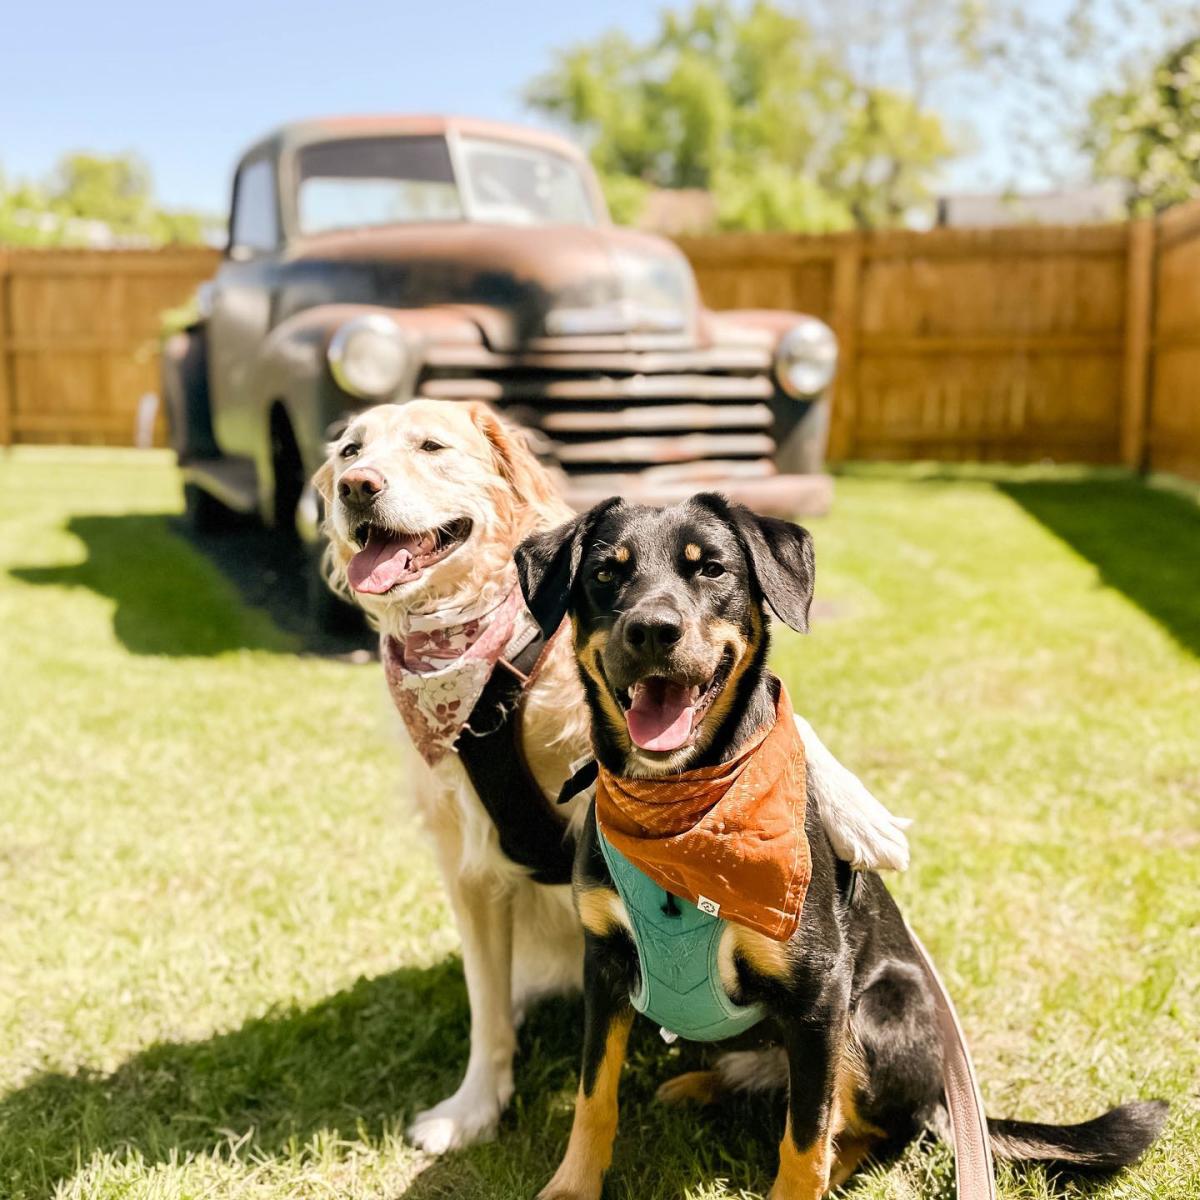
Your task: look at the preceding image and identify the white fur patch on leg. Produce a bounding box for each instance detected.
[714,1047,789,1093]
[793,715,911,872]
[510,879,583,1023]
[408,1080,504,1153]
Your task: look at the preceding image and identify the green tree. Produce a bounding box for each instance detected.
[525,0,956,231]
[1086,37,1200,213]
[0,152,211,246]
[50,154,155,229]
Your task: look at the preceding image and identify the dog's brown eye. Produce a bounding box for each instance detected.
[419,439,446,453]
[339,442,360,459]
[594,567,615,584]
[700,561,725,578]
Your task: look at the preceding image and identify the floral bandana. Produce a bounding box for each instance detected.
[381,586,540,766]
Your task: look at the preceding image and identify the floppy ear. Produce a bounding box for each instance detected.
[514,498,622,637]
[312,456,335,505]
[467,401,562,512]
[727,504,815,633]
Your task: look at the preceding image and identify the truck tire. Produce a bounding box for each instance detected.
[166,329,242,533]
[307,539,365,637]
[183,481,240,534]
[162,329,219,462]
[772,394,831,477]
[269,407,362,636]
[300,540,360,643]
[269,407,308,537]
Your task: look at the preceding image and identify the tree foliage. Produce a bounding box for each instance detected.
[525,0,955,231]
[1086,37,1200,213]
[0,153,210,247]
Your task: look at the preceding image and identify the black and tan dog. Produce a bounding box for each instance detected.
[515,493,1166,1200]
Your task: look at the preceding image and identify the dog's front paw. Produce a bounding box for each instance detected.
[407,1090,502,1154]
[536,1176,602,1200]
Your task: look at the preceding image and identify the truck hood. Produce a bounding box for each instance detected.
[282,223,700,350]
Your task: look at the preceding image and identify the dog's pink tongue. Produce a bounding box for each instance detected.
[347,529,423,595]
[625,678,697,752]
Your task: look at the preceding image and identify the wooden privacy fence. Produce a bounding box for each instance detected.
[1,207,1198,478]
[0,248,218,447]
[683,207,1199,478]
[1149,203,1200,480]
[682,218,1178,474]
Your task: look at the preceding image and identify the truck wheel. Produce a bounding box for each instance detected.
[772,395,831,476]
[307,539,365,636]
[269,412,362,636]
[183,481,240,534]
[162,329,219,462]
[270,407,309,538]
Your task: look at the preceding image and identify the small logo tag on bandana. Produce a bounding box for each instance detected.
[696,895,721,918]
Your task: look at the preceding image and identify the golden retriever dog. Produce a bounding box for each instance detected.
[313,399,910,1154]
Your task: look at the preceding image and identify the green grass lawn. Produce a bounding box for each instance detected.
[1,449,1196,1200]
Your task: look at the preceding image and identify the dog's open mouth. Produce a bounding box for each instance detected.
[346,518,473,595]
[615,650,733,754]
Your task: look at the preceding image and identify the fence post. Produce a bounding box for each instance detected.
[1120,218,1156,470]
[0,252,11,447]
[827,234,862,462]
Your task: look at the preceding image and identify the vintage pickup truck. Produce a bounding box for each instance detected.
[162,115,836,619]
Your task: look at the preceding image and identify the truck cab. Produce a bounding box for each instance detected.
[162,115,836,612]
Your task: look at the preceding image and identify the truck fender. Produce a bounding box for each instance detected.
[161,326,218,462]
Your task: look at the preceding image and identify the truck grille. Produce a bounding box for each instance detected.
[419,345,780,492]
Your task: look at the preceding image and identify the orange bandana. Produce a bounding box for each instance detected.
[596,684,810,942]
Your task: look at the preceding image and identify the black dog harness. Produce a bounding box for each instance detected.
[455,627,575,885]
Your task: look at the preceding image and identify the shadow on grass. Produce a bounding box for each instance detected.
[0,962,557,1198]
[0,961,785,1200]
[997,477,1200,658]
[8,513,371,658]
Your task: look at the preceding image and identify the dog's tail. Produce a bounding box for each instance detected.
[988,1100,1167,1171]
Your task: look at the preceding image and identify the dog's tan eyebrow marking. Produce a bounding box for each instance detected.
[684,542,702,562]
[614,545,630,563]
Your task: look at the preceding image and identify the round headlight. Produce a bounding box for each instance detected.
[775,318,838,398]
[328,315,409,399]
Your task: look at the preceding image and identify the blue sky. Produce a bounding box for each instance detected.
[0,1,663,211]
[0,0,1153,214]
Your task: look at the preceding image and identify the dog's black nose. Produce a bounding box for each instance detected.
[624,607,683,654]
[338,467,386,506]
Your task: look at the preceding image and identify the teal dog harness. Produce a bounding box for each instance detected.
[597,826,765,1042]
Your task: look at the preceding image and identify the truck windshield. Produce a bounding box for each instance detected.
[297,136,463,233]
[458,137,595,226]
[295,134,596,234]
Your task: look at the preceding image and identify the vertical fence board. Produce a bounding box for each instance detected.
[827,237,862,461]
[1149,200,1200,480]
[1121,219,1156,469]
[0,252,10,446]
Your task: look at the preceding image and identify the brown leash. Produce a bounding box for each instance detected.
[905,920,997,1200]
